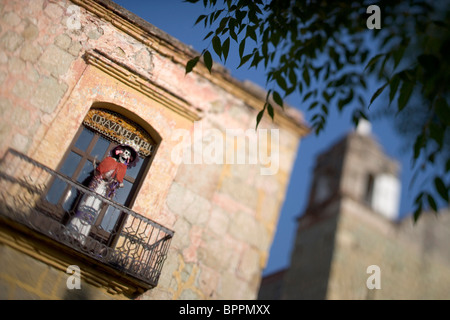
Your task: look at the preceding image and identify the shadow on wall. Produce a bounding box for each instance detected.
[280,211,339,299]
[63,287,92,300]
[257,210,339,300]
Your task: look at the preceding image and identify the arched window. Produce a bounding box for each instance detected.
[43,107,159,246]
[365,174,375,205]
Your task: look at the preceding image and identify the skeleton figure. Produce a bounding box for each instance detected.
[65,144,139,245]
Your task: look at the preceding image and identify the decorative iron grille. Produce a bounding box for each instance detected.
[0,149,174,288]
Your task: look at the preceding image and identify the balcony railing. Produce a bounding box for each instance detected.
[0,149,174,289]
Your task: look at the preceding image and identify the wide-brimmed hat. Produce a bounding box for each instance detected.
[110,142,140,168]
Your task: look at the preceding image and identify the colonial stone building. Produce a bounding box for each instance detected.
[258,123,450,300]
[0,0,308,299]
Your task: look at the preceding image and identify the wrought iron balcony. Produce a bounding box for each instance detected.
[0,149,174,289]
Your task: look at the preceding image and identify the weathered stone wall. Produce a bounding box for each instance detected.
[280,214,338,299]
[0,227,119,300]
[259,131,450,300]
[262,202,450,300]
[339,133,399,204]
[0,0,306,299]
[327,202,450,300]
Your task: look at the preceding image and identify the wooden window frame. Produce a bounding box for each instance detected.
[41,108,158,247]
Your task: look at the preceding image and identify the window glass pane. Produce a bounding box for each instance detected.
[125,156,144,179]
[91,135,110,160]
[100,206,121,233]
[74,128,94,151]
[45,178,67,204]
[59,152,82,178]
[113,180,133,205]
[62,186,79,212]
[77,160,94,186]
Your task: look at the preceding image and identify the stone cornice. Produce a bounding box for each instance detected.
[84,49,201,122]
[72,0,310,136]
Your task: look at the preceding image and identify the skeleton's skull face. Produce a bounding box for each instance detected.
[118,149,132,164]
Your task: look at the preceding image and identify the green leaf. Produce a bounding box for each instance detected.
[276,74,287,91]
[427,193,438,212]
[236,10,247,24]
[217,16,230,34]
[413,201,423,223]
[203,31,214,41]
[267,103,274,120]
[378,52,391,78]
[431,19,447,28]
[302,90,313,102]
[393,46,405,69]
[303,67,310,86]
[288,69,297,86]
[298,81,303,95]
[246,25,257,42]
[256,108,265,129]
[272,91,283,107]
[212,36,222,58]
[194,14,207,26]
[369,83,388,107]
[339,89,354,111]
[239,39,246,58]
[185,56,200,74]
[203,50,213,73]
[418,54,439,71]
[413,132,425,160]
[435,97,450,125]
[364,53,384,72]
[321,103,328,115]
[222,37,230,62]
[230,28,238,42]
[414,191,425,205]
[434,176,449,202]
[308,101,319,111]
[389,75,400,105]
[250,51,262,69]
[429,123,444,148]
[397,81,414,112]
[237,53,252,69]
[322,90,331,103]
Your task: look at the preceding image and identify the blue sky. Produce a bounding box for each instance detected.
[113,0,425,275]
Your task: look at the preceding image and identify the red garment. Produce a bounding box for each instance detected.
[96,157,127,183]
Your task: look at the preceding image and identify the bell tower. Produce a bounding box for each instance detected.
[305,119,400,220]
[280,120,401,299]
